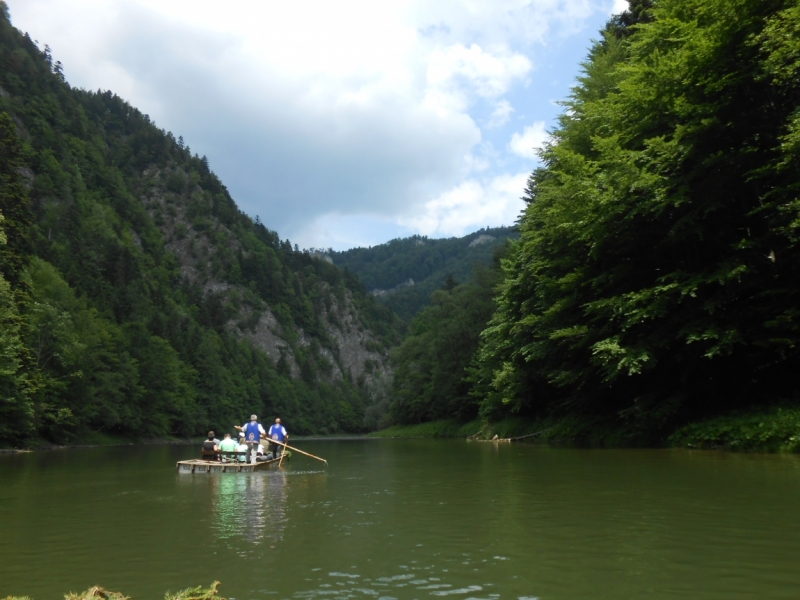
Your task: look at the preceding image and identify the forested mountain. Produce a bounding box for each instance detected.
[6,0,800,448]
[329,227,516,320]
[0,4,400,446]
[386,250,506,427]
[389,0,800,442]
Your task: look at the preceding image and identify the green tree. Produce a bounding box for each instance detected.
[477,0,800,437]
[0,210,34,443]
[390,260,504,424]
[0,111,32,288]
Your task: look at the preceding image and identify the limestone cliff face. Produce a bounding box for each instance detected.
[239,287,389,388]
[138,165,391,393]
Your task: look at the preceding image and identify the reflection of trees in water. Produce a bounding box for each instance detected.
[210,473,288,547]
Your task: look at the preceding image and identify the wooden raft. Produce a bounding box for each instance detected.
[177,457,282,473]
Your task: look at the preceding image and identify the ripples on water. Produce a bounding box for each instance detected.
[2,441,800,599]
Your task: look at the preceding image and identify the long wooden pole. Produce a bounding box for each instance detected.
[509,426,554,441]
[278,438,287,468]
[270,438,327,466]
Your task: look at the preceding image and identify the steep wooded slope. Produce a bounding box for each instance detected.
[0,4,399,445]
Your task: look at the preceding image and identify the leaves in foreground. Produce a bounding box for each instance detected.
[2,580,225,600]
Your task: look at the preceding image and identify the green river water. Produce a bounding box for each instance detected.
[2,440,800,599]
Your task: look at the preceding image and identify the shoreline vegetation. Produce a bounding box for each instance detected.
[5,408,800,454]
[369,407,800,454]
[0,433,371,452]
[3,581,225,600]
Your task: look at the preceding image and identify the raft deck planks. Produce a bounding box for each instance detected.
[177,457,282,473]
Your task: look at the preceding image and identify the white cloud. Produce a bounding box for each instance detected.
[399,172,529,237]
[11,0,612,248]
[612,0,629,14]
[486,99,515,129]
[427,43,532,99]
[509,121,549,159]
[415,0,598,46]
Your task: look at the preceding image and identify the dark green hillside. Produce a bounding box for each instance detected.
[380,0,800,449]
[329,227,516,320]
[472,0,800,442]
[0,3,399,446]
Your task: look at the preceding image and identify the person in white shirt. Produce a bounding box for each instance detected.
[255,443,274,462]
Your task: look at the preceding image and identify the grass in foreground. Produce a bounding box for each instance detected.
[3,581,224,600]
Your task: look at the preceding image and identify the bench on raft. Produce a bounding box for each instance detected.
[200,448,283,462]
[200,448,250,462]
[176,449,283,473]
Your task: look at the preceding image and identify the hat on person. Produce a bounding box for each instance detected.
[250,414,258,421]
[239,432,245,438]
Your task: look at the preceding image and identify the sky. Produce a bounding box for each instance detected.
[11,0,628,250]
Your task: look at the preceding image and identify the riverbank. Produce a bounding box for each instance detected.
[0,433,198,452]
[371,406,800,453]
[6,407,799,453]
[1,433,373,452]
[368,418,545,440]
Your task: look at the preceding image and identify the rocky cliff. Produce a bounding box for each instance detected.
[139,165,392,392]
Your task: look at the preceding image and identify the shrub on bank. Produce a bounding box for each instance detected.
[669,407,800,452]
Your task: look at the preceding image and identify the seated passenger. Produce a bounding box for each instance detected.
[236,433,248,462]
[201,432,219,461]
[255,444,274,462]
[218,433,238,461]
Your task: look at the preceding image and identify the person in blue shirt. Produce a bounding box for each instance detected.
[268,418,288,458]
[234,415,267,463]
[235,414,266,443]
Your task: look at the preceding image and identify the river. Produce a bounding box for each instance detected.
[2,440,800,599]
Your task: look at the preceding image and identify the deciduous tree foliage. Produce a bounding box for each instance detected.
[389,258,504,424]
[475,0,800,436]
[0,210,34,442]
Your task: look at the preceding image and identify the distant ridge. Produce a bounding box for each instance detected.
[329,226,516,321]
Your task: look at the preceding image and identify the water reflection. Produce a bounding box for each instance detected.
[293,564,512,600]
[7,442,800,600]
[210,473,288,547]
